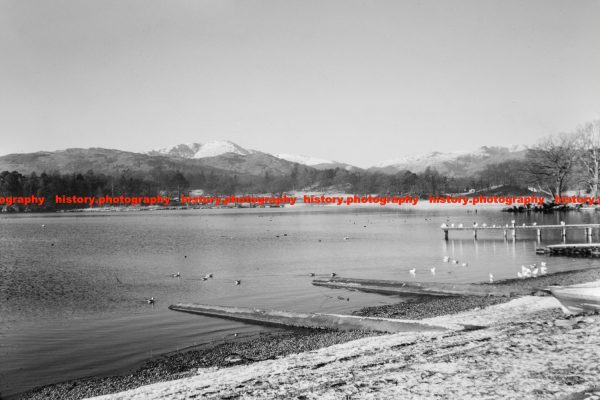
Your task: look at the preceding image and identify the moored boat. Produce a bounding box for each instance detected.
[549,282,600,314]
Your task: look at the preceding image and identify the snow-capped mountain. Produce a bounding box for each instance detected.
[149,141,361,171]
[148,140,253,159]
[371,146,527,176]
[375,149,477,169]
[147,140,302,176]
[193,140,252,158]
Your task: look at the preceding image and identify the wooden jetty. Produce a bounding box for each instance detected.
[169,303,458,333]
[312,277,515,297]
[441,222,600,240]
[538,243,600,257]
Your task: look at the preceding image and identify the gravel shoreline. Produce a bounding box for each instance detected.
[17,267,600,400]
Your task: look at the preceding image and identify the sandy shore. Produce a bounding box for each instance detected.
[18,268,600,400]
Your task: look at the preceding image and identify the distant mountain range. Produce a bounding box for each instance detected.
[145,140,357,171]
[0,140,527,178]
[369,145,527,176]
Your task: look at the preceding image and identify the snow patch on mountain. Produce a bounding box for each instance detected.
[192,140,251,158]
[276,154,335,166]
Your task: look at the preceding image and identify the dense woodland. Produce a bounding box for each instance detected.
[1,118,598,211]
[0,162,528,211]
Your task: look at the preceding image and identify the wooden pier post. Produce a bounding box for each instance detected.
[473,229,478,240]
[511,220,516,239]
[444,229,448,240]
[503,229,507,239]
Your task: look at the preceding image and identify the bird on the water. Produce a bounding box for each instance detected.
[409,268,416,278]
[430,267,436,276]
[234,280,241,285]
[146,297,155,304]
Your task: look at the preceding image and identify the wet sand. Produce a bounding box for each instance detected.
[17,267,600,400]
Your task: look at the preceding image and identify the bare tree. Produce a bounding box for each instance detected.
[525,133,579,197]
[575,119,600,198]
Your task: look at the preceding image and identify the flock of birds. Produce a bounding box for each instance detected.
[405,257,550,284]
[142,227,362,306]
[517,262,548,278]
[145,259,242,304]
[42,221,554,307]
[443,221,540,229]
[145,255,552,304]
[407,256,469,278]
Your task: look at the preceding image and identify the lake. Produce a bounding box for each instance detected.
[2,206,600,397]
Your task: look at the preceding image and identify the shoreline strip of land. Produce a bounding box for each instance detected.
[19,268,600,400]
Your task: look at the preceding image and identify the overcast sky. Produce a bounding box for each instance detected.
[1,0,599,167]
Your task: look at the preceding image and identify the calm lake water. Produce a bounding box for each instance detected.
[2,206,600,397]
